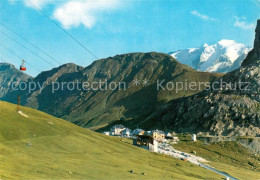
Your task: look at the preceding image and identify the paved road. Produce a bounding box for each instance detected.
[199,163,238,180]
[158,142,238,180]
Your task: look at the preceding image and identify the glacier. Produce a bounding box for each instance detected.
[169,40,251,73]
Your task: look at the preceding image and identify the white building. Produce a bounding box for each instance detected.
[173,136,179,142]
[165,132,172,137]
[103,131,110,136]
[152,139,159,152]
[110,124,125,135]
[192,134,197,142]
[121,128,131,137]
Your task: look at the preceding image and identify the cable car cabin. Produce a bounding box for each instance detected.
[20,65,26,71]
[20,60,26,71]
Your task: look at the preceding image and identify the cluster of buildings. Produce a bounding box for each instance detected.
[104,124,178,139]
[103,124,180,152]
[103,124,144,137]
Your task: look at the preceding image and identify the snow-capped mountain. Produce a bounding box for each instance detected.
[169,40,252,73]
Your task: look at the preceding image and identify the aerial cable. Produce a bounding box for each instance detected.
[0,44,42,72]
[0,30,56,67]
[0,43,23,59]
[0,22,62,66]
[26,0,99,61]
[0,57,41,73]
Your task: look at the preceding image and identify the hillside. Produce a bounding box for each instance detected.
[1,53,222,129]
[0,100,222,179]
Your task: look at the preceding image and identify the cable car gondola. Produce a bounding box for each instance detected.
[20,60,26,71]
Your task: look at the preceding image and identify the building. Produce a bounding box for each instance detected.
[192,134,197,142]
[132,129,145,136]
[121,128,131,137]
[103,131,110,136]
[152,130,165,142]
[143,130,165,142]
[144,131,151,136]
[133,135,158,152]
[165,132,172,137]
[173,136,179,142]
[165,134,179,144]
[110,124,125,135]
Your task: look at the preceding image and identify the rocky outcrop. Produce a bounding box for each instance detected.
[142,20,260,136]
[0,63,31,98]
[145,62,260,136]
[254,20,260,58]
[242,19,260,66]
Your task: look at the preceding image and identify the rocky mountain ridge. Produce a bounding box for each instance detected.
[142,20,260,136]
[170,39,251,73]
[1,53,221,129]
[242,20,260,66]
[0,63,31,98]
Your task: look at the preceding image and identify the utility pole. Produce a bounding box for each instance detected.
[17,95,20,112]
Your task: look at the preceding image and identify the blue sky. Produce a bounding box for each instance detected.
[0,0,260,76]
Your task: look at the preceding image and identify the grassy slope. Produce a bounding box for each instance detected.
[0,101,222,179]
[173,136,260,180]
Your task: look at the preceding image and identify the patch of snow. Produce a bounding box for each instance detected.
[217,39,236,47]
[169,40,252,73]
[18,111,29,118]
[188,48,197,53]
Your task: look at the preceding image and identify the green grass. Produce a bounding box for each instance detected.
[0,101,222,179]
[173,136,260,180]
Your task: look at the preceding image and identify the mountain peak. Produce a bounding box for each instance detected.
[202,43,208,47]
[0,63,31,98]
[0,63,16,71]
[217,39,236,47]
[58,63,82,69]
[170,40,251,73]
[242,19,260,66]
[34,62,83,83]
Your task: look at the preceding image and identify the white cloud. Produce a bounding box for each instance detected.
[190,10,216,21]
[53,0,120,29]
[19,0,121,29]
[234,17,255,30]
[23,0,49,9]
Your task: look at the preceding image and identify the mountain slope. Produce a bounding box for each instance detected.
[0,100,222,179]
[242,20,260,66]
[1,63,83,110]
[1,53,222,129]
[170,40,251,73]
[0,63,31,98]
[143,20,260,136]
